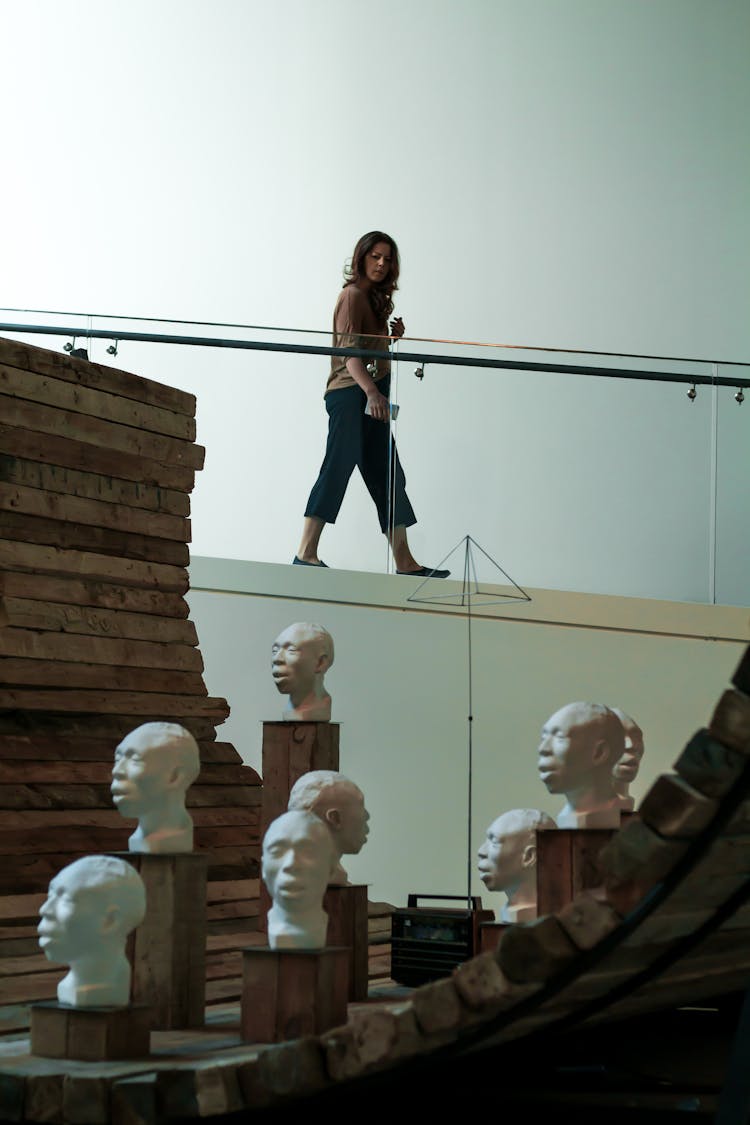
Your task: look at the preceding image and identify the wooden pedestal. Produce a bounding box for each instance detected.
[478,922,509,953]
[324,884,368,1001]
[241,946,349,1043]
[535,828,617,916]
[261,721,340,832]
[114,852,207,1030]
[30,1003,151,1061]
[259,721,340,929]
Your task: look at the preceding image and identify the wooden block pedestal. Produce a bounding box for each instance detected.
[113,852,208,1029]
[478,921,509,953]
[259,721,340,929]
[260,721,340,832]
[241,946,349,1043]
[30,1003,151,1061]
[324,883,368,1001]
[536,828,617,916]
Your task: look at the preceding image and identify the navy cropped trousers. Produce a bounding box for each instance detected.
[304,376,417,532]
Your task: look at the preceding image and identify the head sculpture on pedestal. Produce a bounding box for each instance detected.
[111,721,201,853]
[287,770,370,885]
[537,701,625,828]
[262,809,337,949]
[271,623,334,722]
[610,707,645,811]
[37,855,146,1007]
[477,808,557,922]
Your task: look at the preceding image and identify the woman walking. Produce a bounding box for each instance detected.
[294,230,448,578]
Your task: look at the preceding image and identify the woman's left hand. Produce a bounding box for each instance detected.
[390,316,405,339]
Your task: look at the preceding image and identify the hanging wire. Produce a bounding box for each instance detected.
[386,337,400,575]
[708,362,719,605]
[464,538,474,909]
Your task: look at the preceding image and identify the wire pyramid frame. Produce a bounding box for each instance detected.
[405,535,532,607]
[402,536,531,908]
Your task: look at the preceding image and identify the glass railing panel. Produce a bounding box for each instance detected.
[0,313,746,605]
[715,363,750,607]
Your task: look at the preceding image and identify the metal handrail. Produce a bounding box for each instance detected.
[2,321,749,389]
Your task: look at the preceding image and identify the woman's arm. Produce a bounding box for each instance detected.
[345,358,390,422]
[336,287,394,422]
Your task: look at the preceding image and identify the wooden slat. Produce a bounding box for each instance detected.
[0,628,204,672]
[0,362,196,442]
[0,511,190,567]
[0,969,63,1005]
[0,336,196,416]
[0,420,196,492]
[0,762,256,786]
[0,712,218,742]
[187,786,262,809]
[0,394,204,470]
[0,851,256,895]
[0,539,189,593]
[0,451,190,516]
[0,825,131,855]
[0,571,189,617]
[0,807,257,829]
[0,596,198,644]
[0,659,206,694]
[0,778,257,810]
[0,482,190,542]
[0,688,229,718]
[0,736,240,765]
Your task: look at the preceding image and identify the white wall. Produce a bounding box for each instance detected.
[3,0,749,603]
[186,560,749,910]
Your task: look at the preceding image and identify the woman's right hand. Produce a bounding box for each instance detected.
[366,388,391,423]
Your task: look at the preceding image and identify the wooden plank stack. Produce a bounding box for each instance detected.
[0,336,262,1029]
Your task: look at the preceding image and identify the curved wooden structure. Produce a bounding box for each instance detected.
[1,337,749,1122]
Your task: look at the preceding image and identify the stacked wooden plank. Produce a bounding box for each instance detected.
[0,336,261,1027]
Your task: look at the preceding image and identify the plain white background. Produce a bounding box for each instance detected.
[2,0,748,602]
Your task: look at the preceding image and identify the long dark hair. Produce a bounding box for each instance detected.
[343,230,400,322]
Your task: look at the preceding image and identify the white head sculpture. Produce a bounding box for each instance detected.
[37,855,146,1008]
[271,623,334,722]
[537,702,625,828]
[610,707,645,811]
[477,809,557,922]
[262,809,337,949]
[287,770,370,886]
[111,722,201,853]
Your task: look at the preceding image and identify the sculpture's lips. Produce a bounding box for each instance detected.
[37,926,59,945]
[276,882,306,899]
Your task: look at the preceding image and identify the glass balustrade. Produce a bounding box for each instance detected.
[1,309,747,606]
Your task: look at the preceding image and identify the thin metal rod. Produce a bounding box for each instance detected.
[2,322,749,388]
[709,364,719,605]
[465,540,474,910]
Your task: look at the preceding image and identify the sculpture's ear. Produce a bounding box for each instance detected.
[325,808,342,830]
[165,763,184,790]
[592,738,610,766]
[521,843,536,870]
[313,652,331,675]
[100,904,121,937]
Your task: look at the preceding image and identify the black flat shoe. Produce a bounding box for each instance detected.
[396,566,450,578]
[293,556,328,568]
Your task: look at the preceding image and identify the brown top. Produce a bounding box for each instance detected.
[325,283,391,394]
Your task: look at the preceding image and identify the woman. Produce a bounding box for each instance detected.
[294,230,449,577]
